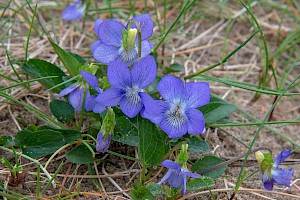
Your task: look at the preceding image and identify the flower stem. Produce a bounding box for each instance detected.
[128,20,142,58]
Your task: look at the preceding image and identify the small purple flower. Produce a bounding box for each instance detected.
[96,55,156,118]
[158,160,199,195]
[80,71,106,114]
[96,132,111,153]
[62,0,86,21]
[141,75,210,138]
[259,150,293,190]
[92,14,154,66]
[58,83,90,112]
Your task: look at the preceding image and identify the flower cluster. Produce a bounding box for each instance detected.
[255,150,293,190]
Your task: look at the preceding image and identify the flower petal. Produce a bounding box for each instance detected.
[272,168,293,187]
[184,82,210,108]
[161,160,181,171]
[96,132,111,153]
[94,19,103,37]
[160,115,188,138]
[80,70,101,93]
[85,95,97,111]
[93,43,119,64]
[96,88,124,106]
[140,93,165,124]
[107,61,131,89]
[131,55,156,88]
[69,87,90,112]
[116,45,138,67]
[59,84,78,97]
[119,93,143,118]
[167,171,184,188]
[186,108,205,134]
[130,14,154,40]
[274,150,291,168]
[91,40,101,54]
[141,40,152,58]
[98,20,124,46]
[93,103,106,114]
[157,75,184,102]
[157,170,173,185]
[62,1,85,21]
[263,181,274,191]
[181,171,200,178]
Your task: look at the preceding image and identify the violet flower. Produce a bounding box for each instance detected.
[62,0,86,21]
[80,71,106,114]
[96,55,156,118]
[141,75,210,138]
[96,132,111,153]
[92,14,154,66]
[256,150,293,190]
[58,83,90,112]
[158,160,199,195]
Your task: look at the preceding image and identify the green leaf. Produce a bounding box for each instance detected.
[200,96,237,123]
[166,63,185,73]
[192,156,227,180]
[186,176,215,191]
[138,117,169,167]
[131,185,155,200]
[37,127,81,144]
[21,59,66,93]
[112,116,139,146]
[188,136,210,153]
[66,144,94,164]
[0,136,11,146]
[14,129,65,158]
[50,100,74,121]
[146,182,163,197]
[51,42,85,76]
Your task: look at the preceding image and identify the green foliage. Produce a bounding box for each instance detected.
[14,127,80,158]
[113,116,139,146]
[166,63,185,73]
[51,42,85,76]
[192,156,227,180]
[66,144,94,164]
[21,59,66,93]
[131,185,155,200]
[138,117,169,167]
[200,96,237,123]
[186,176,215,191]
[187,136,211,153]
[0,136,12,146]
[50,100,74,122]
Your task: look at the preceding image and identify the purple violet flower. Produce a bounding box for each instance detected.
[92,14,154,66]
[96,55,156,118]
[80,71,106,114]
[257,150,293,190]
[96,132,111,153]
[62,0,86,21]
[141,75,210,138]
[158,160,199,195]
[58,83,90,112]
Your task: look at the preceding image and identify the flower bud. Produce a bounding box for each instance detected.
[96,132,111,153]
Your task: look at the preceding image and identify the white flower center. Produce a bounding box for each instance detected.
[166,99,187,127]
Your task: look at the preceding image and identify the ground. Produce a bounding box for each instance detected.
[0,0,299,199]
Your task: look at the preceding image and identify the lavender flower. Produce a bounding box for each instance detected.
[96,55,156,118]
[80,71,106,114]
[141,75,210,138]
[255,150,293,190]
[62,0,86,21]
[96,132,112,153]
[92,14,154,66]
[158,160,199,195]
[58,83,90,112]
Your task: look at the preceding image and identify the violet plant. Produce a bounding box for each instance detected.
[2,1,297,199]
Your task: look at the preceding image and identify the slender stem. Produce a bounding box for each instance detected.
[128,20,142,58]
[232,74,300,196]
